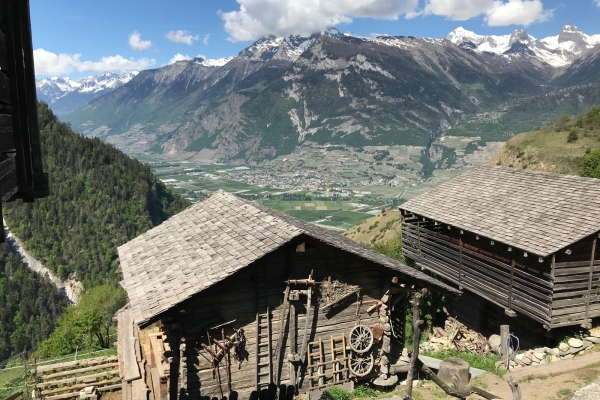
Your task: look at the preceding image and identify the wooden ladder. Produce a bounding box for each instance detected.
[307,339,324,388]
[330,335,348,383]
[255,263,272,392]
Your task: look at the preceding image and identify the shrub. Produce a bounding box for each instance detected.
[351,386,378,399]
[567,130,579,142]
[581,149,600,178]
[320,387,351,400]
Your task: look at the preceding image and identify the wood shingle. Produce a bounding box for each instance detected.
[118,190,458,325]
[400,165,600,257]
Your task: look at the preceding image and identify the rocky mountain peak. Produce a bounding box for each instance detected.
[509,29,531,46]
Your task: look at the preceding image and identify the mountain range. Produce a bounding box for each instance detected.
[36,71,138,115]
[447,23,600,67]
[63,23,600,164]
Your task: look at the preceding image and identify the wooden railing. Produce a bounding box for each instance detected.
[401,221,553,325]
[31,356,121,400]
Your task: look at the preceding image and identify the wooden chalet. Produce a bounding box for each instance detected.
[399,165,600,332]
[0,0,50,239]
[116,190,459,400]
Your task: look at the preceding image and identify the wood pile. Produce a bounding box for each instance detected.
[421,316,488,355]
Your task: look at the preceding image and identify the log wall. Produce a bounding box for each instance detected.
[402,214,600,329]
[402,215,553,326]
[162,236,406,400]
[551,236,600,328]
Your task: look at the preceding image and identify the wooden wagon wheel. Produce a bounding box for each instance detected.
[348,324,373,354]
[348,352,374,377]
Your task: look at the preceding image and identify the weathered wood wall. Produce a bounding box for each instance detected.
[402,214,553,326]
[158,236,405,400]
[403,213,600,329]
[551,236,600,328]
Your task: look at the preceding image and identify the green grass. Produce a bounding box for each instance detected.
[557,388,573,397]
[421,349,505,377]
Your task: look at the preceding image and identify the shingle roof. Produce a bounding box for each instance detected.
[399,165,600,257]
[118,190,459,325]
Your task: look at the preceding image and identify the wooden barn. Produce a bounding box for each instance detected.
[116,190,459,400]
[399,165,600,333]
[0,0,50,239]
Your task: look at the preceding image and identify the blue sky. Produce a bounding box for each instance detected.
[31,0,600,79]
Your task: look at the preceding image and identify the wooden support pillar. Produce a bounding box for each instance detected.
[584,239,597,328]
[500,325,509,370]
[548,254,555,321]
[458,237,463,289]
[416,221,423,261]
[404,293,423,400]
[508,256,515,311]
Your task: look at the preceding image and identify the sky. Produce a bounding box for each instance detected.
[31,0,600,79]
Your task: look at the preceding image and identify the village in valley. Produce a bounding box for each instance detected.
[3,2,600,400]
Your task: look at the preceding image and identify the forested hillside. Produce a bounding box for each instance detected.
[3,103,189,288]
[490,106,600,175]
[0,245,68,360]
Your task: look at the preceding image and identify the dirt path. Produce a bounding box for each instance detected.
[3,221,83,303]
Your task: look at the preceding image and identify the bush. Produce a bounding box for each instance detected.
[567,130,579,142]
[581,149,600,178]
[351,386,378,398]
[320,387,350,400]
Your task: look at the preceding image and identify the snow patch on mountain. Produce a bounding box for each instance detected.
[37,71,138,103]
[193,57,234,67]
[448,23,600,67]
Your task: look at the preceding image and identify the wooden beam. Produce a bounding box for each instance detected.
[508,255,515,310]
[404,293,422,399]
[458,237,463,289]
[584,238,597,328]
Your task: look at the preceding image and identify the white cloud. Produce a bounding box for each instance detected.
[596,0,600,6]
[485,0,552,26]
[424,0,492,20]
[220,0,419,41]
[128,31,152,51]
[34,48,155,75]
[423,0,552,26]
[203,34,210,45]
[169,53,191,64]
[166,30,200,45]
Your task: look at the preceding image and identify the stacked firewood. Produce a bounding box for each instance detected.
[422,316,488,355]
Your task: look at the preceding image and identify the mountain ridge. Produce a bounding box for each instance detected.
[36,71,138,115]
[64,23,600,165]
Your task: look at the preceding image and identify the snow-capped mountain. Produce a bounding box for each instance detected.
[193,56,234,67]
[36,71,138,115]
[448,23,600,67]
[238,28,343,61]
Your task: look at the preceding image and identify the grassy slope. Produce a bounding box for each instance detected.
[489,107,600,174]
[342,208,402,245]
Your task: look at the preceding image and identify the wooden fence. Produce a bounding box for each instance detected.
[31,356,121,400]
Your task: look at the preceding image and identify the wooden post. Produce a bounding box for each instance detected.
[506,375,522,400]
[458,237,463,289]
[404,293,423,400]
[584,239,597,328]
[500,325,509,370]
[508,257,515,311]
[416,221,423,261]
[549,254,555,320]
